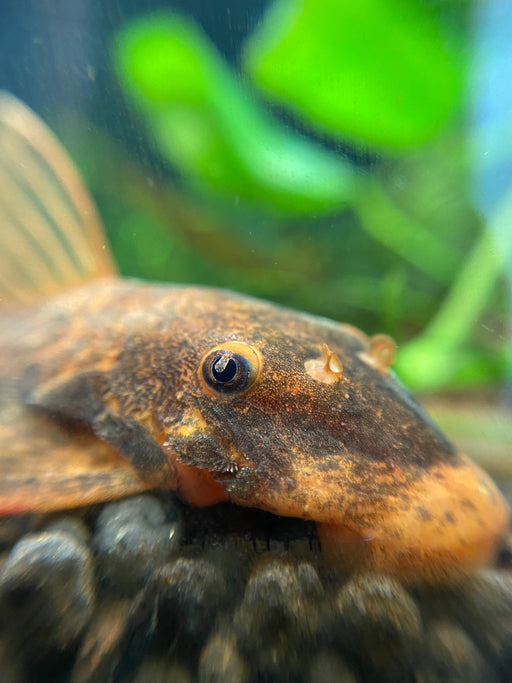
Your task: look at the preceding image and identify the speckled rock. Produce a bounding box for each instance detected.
[496,531,512,569]
[421,619,499,683]
[233,558,324,680]
[44,516,91,546]
[0,637,24,683]
[199,629,249,683]
[0,530,94,663]
[71,600,131,683]
[121,555,229,666]
[0,515,35,552]
[306,650,359,683]
[92,495,180,595]
[131,658,194,683]
[327,573,423,683]
[435,570,512,676]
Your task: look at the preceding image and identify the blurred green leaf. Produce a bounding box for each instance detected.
[114,14,356,215]
[355,179,459,283]
[395,338,506,391]
[396,184,512,389]
[244,0,464,150]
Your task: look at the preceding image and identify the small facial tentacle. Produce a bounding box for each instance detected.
[358,333,396,375]
[305,343,343,385]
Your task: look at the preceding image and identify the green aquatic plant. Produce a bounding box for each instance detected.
[395,186,512,390]
[114,14,356,215]
[109,2,510,393]
[244,0,464,150]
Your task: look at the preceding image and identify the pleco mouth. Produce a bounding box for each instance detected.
[318,454,510,580]
[174,436,509,581]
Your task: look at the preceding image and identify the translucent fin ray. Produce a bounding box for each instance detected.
[0,92,116,305]
[0,406,148,515]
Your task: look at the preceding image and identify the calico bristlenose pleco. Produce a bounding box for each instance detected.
[0,93,508,580]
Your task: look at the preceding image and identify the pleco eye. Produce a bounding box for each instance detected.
[199,341,262,396]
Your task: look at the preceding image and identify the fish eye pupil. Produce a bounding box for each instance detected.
[200,342,261,397]
[212,356,238,383]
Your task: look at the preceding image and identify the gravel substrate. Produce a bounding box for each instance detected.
[0,492,511,683]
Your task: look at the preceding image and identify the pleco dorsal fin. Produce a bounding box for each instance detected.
[0,92,116,305]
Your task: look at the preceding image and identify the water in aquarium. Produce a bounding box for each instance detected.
[0,1,511,681]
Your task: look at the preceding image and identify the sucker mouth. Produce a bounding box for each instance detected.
[216,437,509,580]
[176,498,320,552]
[219,462,240,477]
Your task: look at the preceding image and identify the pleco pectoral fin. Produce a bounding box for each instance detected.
[95,412,175,489]
[23,369,175,494]
[0,405,149,515]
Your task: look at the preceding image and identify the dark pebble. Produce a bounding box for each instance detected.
[233,558,324,679]
[306,650,359,683]
[0,637,24,683]
[0,515,35,552]
[71,600,131,683]
[435,570,512,675]
[0,530,94,662]
[92,495,180,595]
[131,658,193,683]
[421,619,499,683]
[496,531,512,569]
[199,629,249,683]
[44,516,91,546]
[122,556,228,665]
[327,573,422,683]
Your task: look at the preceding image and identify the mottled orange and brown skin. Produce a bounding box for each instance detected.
[0,277,508,579]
